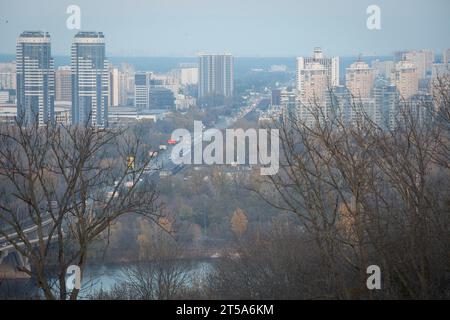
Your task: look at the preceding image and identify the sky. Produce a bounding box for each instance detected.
[0,0,449,57]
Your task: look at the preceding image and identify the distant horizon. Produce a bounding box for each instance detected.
[1,0,449,57]
[1,52,445,76]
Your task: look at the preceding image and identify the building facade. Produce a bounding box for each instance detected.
[198,53,233,99]
[346,60,375,99]
[16,31,55,125]
[109,67,121,107]
[71,31,109,127]
[0,62,16,91]
[55,66,72,102]
[391,60,419,100]
[134,71,152,110]
[401,50,434,79]
[296,47,339,92]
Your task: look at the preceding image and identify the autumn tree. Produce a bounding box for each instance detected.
[230,208,248,238]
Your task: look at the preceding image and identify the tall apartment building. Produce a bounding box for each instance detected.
[346,60,375,99]
[400,50,434,79]
[55,66,72,102]
[134,71,152,110]
[0,62,16,90]
[198,53,233,99]
[271,89,281,106]
[295,48,339,126]
[71,31,109,127]
[179,64,199,86]
[280,87,298,124]
[110,67,120,107]
[391,60,419,100]
[328,86,379,127]
[371,60,395,80]
[374,78,400,130]
[16,31,55,125]
[298,62,329,105]
[296,47,339,92]
[119,62,135,106]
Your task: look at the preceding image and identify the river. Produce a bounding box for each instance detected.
[77,259,215,298]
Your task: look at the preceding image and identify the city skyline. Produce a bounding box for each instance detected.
[0,0,449,57]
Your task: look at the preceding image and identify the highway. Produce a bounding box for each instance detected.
[0,96,262,259]
[154,97,261,176]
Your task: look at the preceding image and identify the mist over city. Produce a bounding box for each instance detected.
[0,0,449,312]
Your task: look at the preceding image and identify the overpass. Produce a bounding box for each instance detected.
[0,216,53,274]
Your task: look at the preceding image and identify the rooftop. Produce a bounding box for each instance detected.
[74,31,104,38]
[19,31,50,38]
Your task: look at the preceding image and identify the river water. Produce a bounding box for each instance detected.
[77,259,215,298]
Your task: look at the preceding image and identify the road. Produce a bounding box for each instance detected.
[0,95,263,255]
[153,97,261,176]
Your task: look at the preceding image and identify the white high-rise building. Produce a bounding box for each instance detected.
[401,50,434,79]
[16,31,55,125]
[296,47,340,93]
[179,66,198,86]
[298,62,328,106]
[296,49,339,126]
[119,63,135,106]
[198,53,233,99]
[71,32,109,127]
[0,62,16,90]
[110,67,120,107]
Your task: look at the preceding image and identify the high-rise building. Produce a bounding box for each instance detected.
[0,62,16,91]
[371,60,395,80]
[179,64,199,86]
[198,53,233,99]
[119,62,135,106]
[55,66,72,102]
[297,62,329,105]
[280,87,298,123]
[391,61,419,100]
[431,63,450,80]
[296,47,339,92]
[443,49,450,65]
[134,71,152,110]
[401,50,434,79]
[374,78,399,130]
[71,31,109,127]
[271,89,281,106]
[110,67,120,107]
[16,31,55,125]
[346,60,375,99]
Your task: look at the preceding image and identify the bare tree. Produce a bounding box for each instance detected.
[93,225,190,300]
[0,118,163,300]
[252,79,450,299]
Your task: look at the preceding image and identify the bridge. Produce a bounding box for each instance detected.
[0,215,53,277]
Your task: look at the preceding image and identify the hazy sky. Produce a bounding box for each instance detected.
[0,0,449,57]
